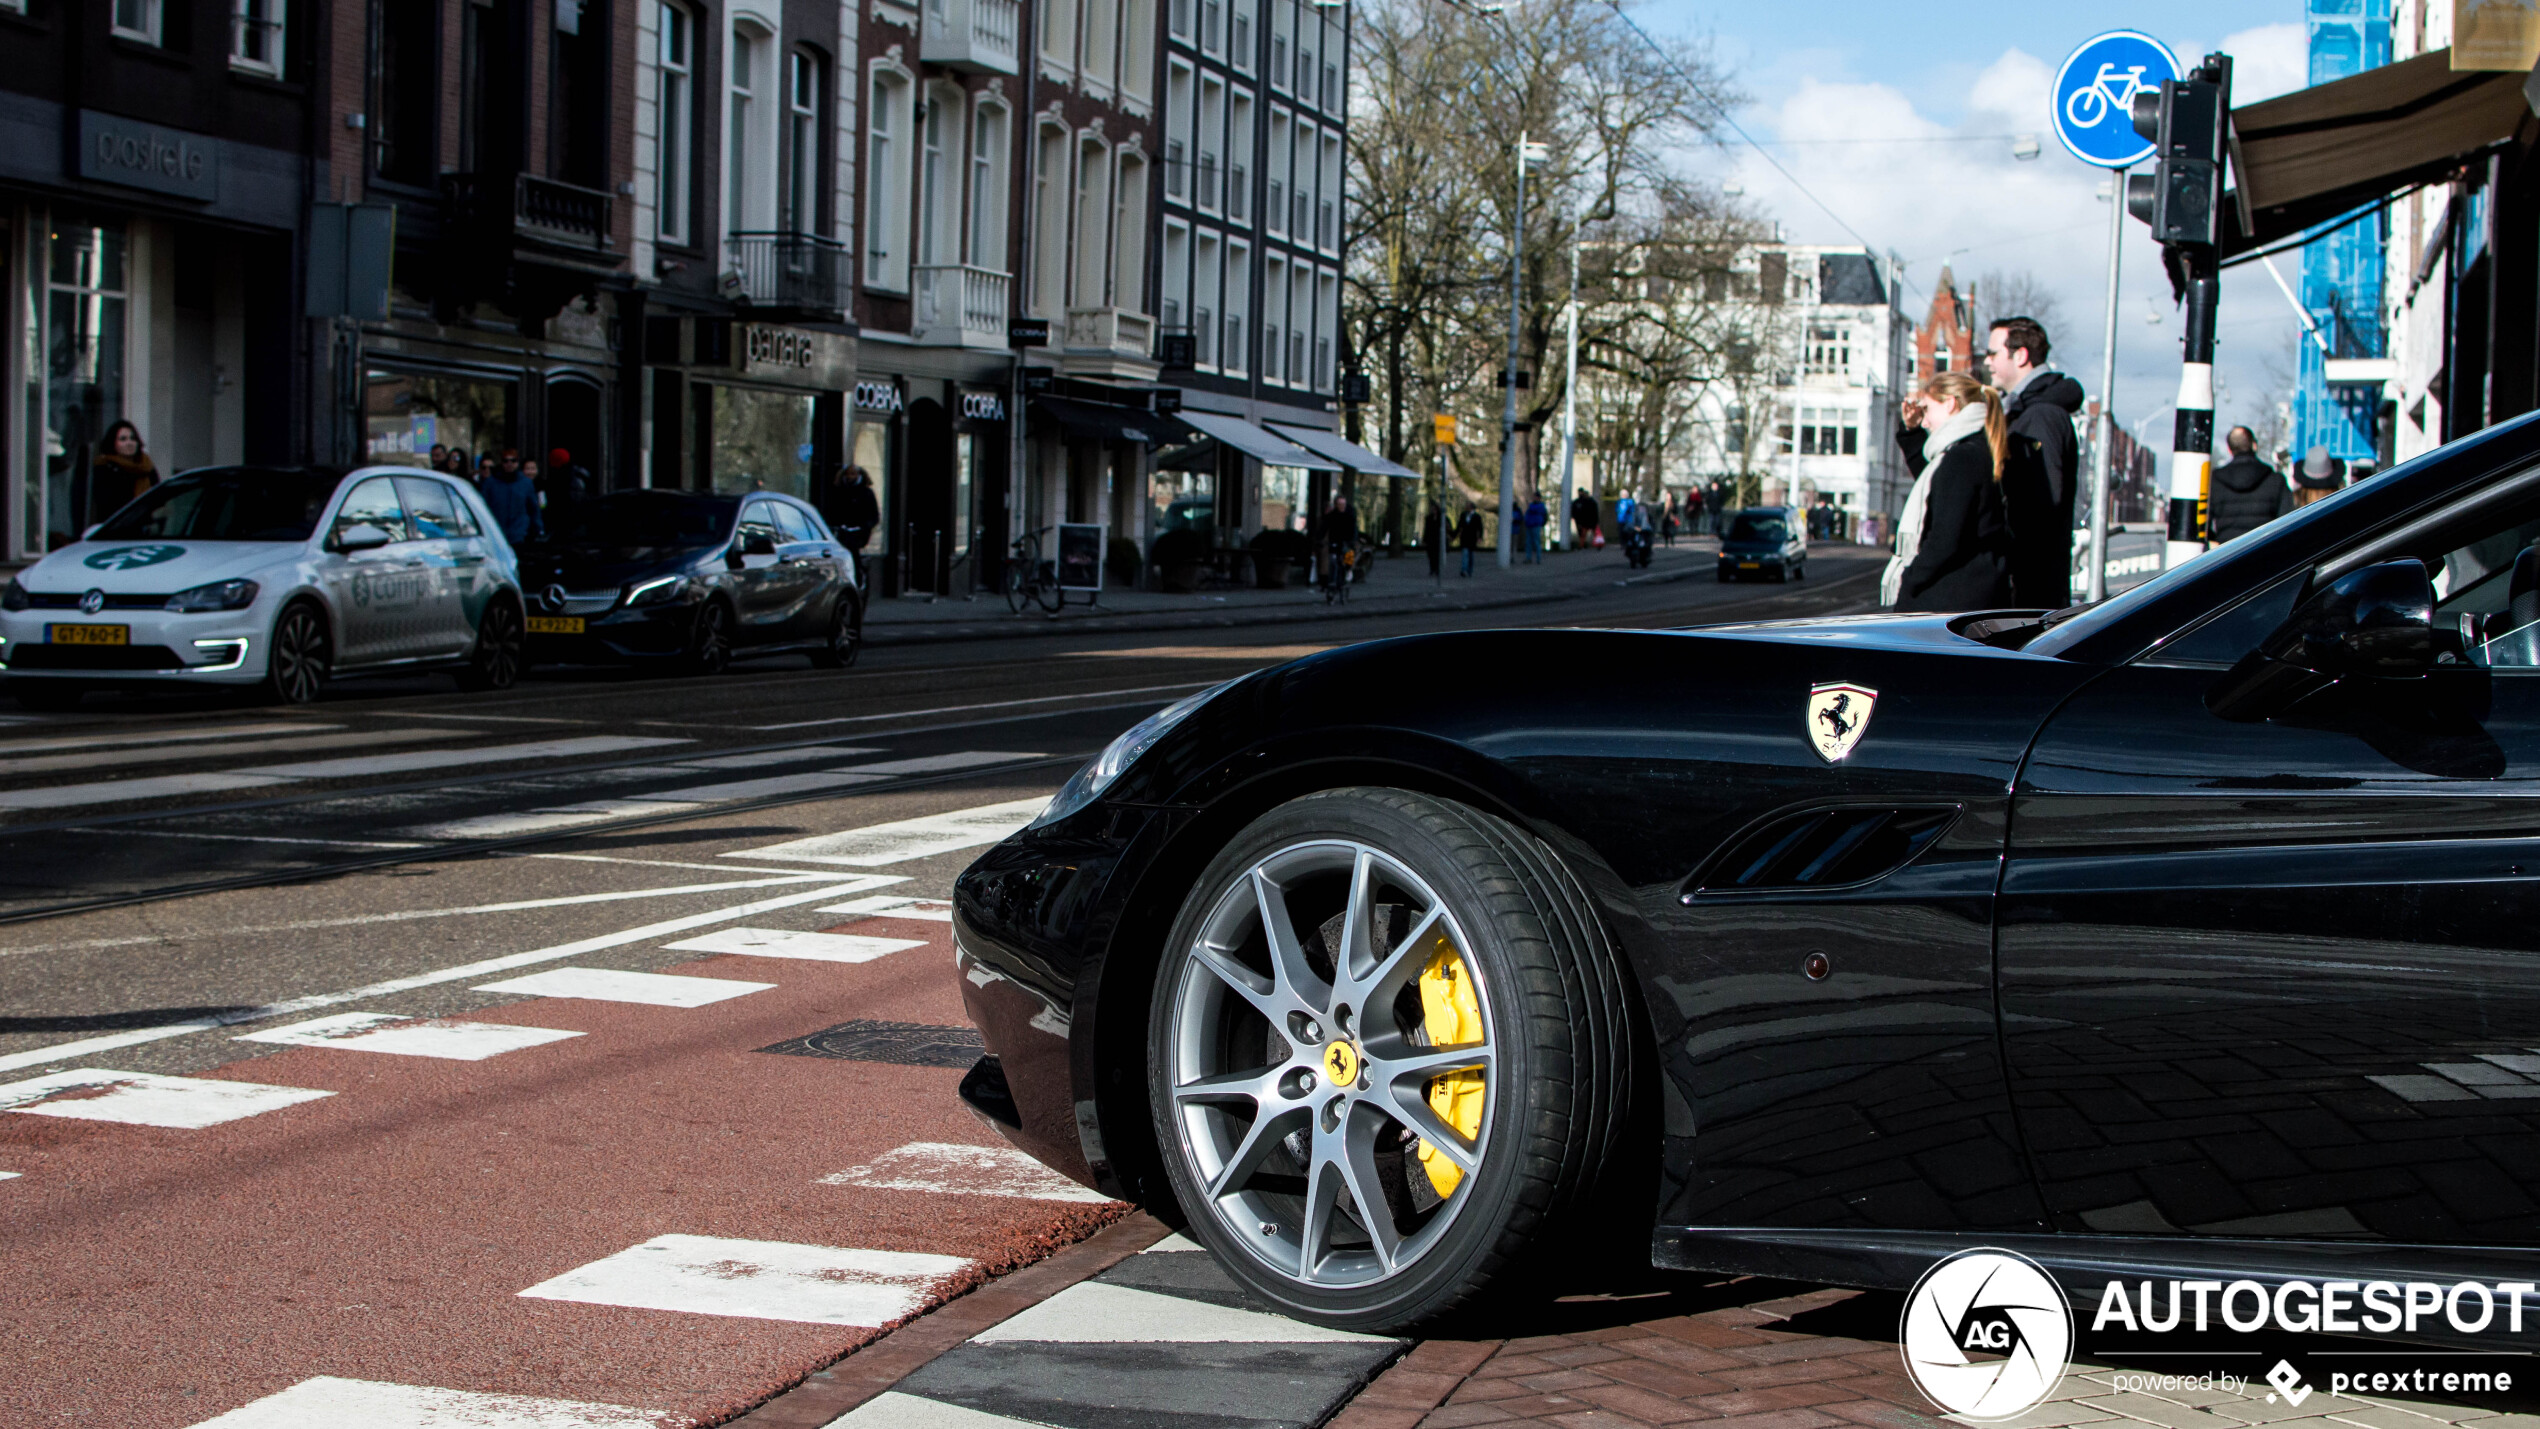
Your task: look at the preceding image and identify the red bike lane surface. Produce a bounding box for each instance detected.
[0,916,1119,1428]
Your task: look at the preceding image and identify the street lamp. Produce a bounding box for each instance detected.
[1499,135,1548,569]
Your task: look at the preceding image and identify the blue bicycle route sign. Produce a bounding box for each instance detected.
[2053,31,2184,169]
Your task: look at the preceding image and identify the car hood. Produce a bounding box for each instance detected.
[21,541,295,594]
[518,545,712,590]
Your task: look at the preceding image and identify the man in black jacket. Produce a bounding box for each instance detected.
[1986,317,2085,608]
[2208,428,2291,541]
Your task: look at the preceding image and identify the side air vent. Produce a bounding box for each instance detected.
[1681,805,1960,901]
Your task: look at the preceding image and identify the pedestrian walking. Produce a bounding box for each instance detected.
[474,453,497,487]
[1570,490,1599,550]
[2292,446,2348,509]
[478,449,545,546]
[1522,494,1548,563]
[1456,502,1484,577]
[89,421,158,523]
[1986,317,2086,608]
[1661,496,1678,547]
[428,443,450,474]
[1882,373,2014,612]
[543,447,592,518]
[2208,428,2294,541]
[1705,479,1727,534]
[1614,490,1638,541]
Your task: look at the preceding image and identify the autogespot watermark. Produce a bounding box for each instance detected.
[1900,1256,2536,1422]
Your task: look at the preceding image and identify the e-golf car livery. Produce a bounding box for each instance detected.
[956,408,2540,1341]
[0,466,527,708]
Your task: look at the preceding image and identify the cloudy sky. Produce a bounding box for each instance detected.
[1639,0,2317,449]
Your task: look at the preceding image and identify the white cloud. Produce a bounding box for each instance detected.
[2221,23,2307,103]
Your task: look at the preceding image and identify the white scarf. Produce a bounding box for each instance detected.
[1881,402,1991,607]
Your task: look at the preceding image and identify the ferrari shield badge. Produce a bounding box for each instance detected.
[1807,682,1877,764]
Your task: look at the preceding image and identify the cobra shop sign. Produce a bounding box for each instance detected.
[960,391,1006,422]
[854,380,905,415]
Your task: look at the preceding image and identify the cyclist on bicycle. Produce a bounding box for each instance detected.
[1316,492,1359,594]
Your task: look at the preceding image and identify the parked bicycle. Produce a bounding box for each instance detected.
[1004,526,1064,614]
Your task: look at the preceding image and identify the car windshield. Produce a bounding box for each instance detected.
[91,468,343,543]
[1727,514,1787,543]
[544,493,736,554]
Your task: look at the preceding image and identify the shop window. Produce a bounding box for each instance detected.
[33,220,130,552]
[113,0,162,45]
[373,2,439,185]
[656,1,697,245]
[363,369,515,474]
[232,0,286,75]
[712,386,816,497]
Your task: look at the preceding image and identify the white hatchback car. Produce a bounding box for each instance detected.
[1,465,528,709]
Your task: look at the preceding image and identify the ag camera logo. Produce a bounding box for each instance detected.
[1901,1248,2074,1421]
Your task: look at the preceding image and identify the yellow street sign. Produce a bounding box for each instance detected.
[1433,414,1458,445]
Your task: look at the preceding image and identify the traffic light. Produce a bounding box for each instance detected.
[2125,54,2233,247]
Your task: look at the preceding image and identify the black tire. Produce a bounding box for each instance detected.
[1003,563,1029,615]
[263,601,330,705]
[1793,561,1806,580]
[1146,788,1637,1333]
[10,682,88,711]
[683,599,734,675]
[1033,569,1063,614]
[812,592,863,669]
[456,597,525,691]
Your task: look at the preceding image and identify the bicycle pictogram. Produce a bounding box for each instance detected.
[2051,32,2179,169]
[2064,62,2150,130]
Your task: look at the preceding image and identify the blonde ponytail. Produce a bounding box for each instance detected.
[1921,371,2009,479]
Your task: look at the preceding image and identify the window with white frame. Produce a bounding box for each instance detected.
[1115,152,1149,309]
[1224,240,1249,374]
[727,25,777,235]
[1083,0,1119,90]
[1318,131,1339,250]
[1796,406,1859,456]
[1123,0,1154,102]
[783,51,822,236]
[1031,121,1069,315]
[1195,230,1221,366]
[1229,0,1252,70]
[1169,0,1189,40]
[1197,76,1223,211]
[657,2,697,245]
[1321,12,1342,108]
[1291,10,1313,105]
[1165,62,1193,201]
[1316,269,1337,389]
[919,82,960,266]
[1265,109,1288,235]
[1162,220,1189,330]
[113,0,161,44]
[865,67,914,288]
[1201,0,1220,52]
[1263,254,1285,381]
[1290,121,1313,237]
[231,0,286,74]
[1804,324,1851,376]
[1074,137,1112,304]
[1040,0,1077,69]
[970,101,1009,270]
[1290,265,1310,382]
[1227,90,1253,222]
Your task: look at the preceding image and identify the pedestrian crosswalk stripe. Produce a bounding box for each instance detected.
[2,726,471,778]
[666,927,924,963]
[639,769,891,802]
[662,744,886,769]
[476,966,774,1007]
[185,1375,664,1427]
[731,797,1051,867]
[237,734,692,780]
[818,1142,1114,1203]
[518,1233,976,1327]
[818,895,957,921]
[236,1012,585,1060]
[0,770,297,810]
[0,1068,333,1128]
[968,1281,1389,1344]
[2,720,337,757]
[826,1391,1062,1429]
[408,799,707,839]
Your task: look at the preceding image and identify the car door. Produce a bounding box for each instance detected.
[2000,488,2540,1247]
[729,501,789,642]
[393,476,478,657]
[770,500,841,638]
[317,475,424,665]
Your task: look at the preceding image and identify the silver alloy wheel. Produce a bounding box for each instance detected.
[1165,839,1494,1288]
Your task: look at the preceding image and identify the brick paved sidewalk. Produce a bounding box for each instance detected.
[1326,1286,2540,1429]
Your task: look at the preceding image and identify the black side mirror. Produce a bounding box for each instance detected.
[2207,560,2438,721]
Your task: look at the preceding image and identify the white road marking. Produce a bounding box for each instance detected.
[751,682,1214,730]
[513,853,829,875]
[1142,1233,1204,1253]
[0,771,295,810]
[406,800,705,839]
[817,895,955,922]
[828,1393,1060,1429]
[633,771,887,802]
[664,927,924,963]
[240,734,692,780]
[0,875,900,1074]
[661,745,886,769]
[404,751,1046,839]
[1063,643,1330,660]
[0,1171,17,1181]
[369,712,594,724]
[730,797,1050,867]
[73,827,430,851]
[969,1281,1389,1344]
[518,1234,975,1327]
[186,1375,664,1427]
[817,1142,1113,1203]
[0,874,852,957]
[0,1069,333,1128]
[1,727,474,777]
[0,721,339,756]
[834,751,1047,775]
[476,966,774,1007]
[237,1012,584,1060]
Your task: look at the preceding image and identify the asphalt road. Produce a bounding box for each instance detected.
[0,546,1885,1427]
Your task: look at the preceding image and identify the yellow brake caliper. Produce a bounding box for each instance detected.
[1416,939,1485,1199]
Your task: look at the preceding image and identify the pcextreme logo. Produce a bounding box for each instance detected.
[1900,1248,2074,1421]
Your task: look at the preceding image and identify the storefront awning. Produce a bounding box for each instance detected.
[1269,424,1421,479]
[2225,47,2535,256]
[1174,411,1345,471]
[1029,396,1190,445]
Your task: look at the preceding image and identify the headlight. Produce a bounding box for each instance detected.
[1028,680,1239,829]
[1,580,26,612]
[164,579,260,612]
[625,574,695,606]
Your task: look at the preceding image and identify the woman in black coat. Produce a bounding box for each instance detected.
[1882,371,2014,612]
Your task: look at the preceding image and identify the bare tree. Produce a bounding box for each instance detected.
[1974,268,2069,352]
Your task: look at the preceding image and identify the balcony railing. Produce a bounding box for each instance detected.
[922,0,1019,74]
[726,232,851,317]
[913,264,1010,347]
[443,171,616,256]
[1065,306,1156,359]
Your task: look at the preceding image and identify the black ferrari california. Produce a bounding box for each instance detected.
[955,411,2540,1335]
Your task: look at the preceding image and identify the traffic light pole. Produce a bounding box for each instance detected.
[2125,52,2233,570]
[2169,255,2220,565]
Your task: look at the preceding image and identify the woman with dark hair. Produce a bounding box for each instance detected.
[1882,372,2013,612]
[90,420,159,524]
